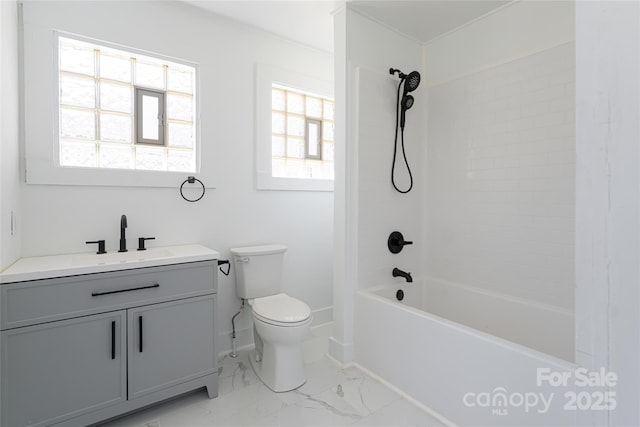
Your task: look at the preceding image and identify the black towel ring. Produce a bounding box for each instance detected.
[180,176,205,202]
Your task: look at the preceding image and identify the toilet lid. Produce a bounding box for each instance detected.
[252,293,311,324]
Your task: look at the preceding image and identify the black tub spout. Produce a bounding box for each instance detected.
[392,267,412,283]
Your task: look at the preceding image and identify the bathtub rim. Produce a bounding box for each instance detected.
[358,284,576,370]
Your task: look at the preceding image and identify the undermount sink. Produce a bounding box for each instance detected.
[71,248,174,266]
[0,244,220,284]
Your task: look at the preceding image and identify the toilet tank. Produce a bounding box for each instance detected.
[230,244,287,299]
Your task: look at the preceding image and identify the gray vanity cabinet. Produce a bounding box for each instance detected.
[1,311,127,426]
[127,295,216,400]
[0,260,218,427]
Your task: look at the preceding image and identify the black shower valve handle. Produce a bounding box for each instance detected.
[388,231,413,254]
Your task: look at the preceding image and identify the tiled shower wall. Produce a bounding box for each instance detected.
[425,42,575,310]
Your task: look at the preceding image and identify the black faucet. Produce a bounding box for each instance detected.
[392,267,412,282]
[119,215,128,252]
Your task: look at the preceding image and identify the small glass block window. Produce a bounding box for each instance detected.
[271,84,334,180]
[59,42,95,76]
[60,140,97,167]
[135,62,165,89]
[100,54,131,82]
[99,144,133,169]
[60,76,96,108]
[167,122,194,148]
[167,149,195,172]
[167,68,194,94]
[100,82,132,113]
[60,108,96,140]
[57,35,197,173]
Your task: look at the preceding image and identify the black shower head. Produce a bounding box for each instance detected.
[400,71,420,95]
[390,67,420,193]
[390,67,421,94]
[391,67,421,130]
[400,94,414,130]
[403,71,421,93]
[402,94,415,110]
[390,68,421,90]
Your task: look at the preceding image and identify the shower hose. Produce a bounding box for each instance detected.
[392,80,413,194]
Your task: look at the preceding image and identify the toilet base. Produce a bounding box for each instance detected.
[249,348,307,393]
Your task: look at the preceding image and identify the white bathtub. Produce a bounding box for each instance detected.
[355,279,578,426]
[370,279,574,361]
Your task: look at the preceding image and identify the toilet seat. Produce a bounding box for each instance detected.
[251,293,311,327]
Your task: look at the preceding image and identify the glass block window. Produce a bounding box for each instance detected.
[57,35,197,172]
[271,85,334,180]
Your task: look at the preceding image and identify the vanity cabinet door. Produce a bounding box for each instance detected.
[1,311,127,427]
[127,294,216,400]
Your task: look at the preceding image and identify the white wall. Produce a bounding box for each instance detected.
[423,1,575,358]
[426,1,574,87]
[330,7,351,364]
[331,6,423,364]
[425,43,575,310]
[575,2,640,425]
[0,0,22,271]
[18,0,334,353]
[348,8,424,291]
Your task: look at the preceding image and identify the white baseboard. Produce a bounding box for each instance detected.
[217,326,254,355]
[311,305,333,327]
[217,306,334,357]
[328,336,354,365]
[353,362,457,427]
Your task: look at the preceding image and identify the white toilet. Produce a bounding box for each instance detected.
[230,244,312,392]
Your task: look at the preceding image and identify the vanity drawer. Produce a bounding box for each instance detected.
[0,261,216,330]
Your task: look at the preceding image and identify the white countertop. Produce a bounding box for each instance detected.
[0,244,220,284]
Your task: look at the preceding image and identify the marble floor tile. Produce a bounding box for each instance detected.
[295,356,346,396]
[331,366,401,416]
[99,392,213,427]
[351,399,446,427]
[258,388,363,427]
[197,381,306,425]
[100,354,445,427]
[217,349,260,396]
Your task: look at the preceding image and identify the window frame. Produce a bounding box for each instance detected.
[135,87,166,146]
[305,118,323,160]
[23,30,208,188]
[256,63,334,192]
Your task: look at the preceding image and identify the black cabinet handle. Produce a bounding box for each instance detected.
[92,283,159,297]
[138,316,143,353]
[111,320,116,360]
